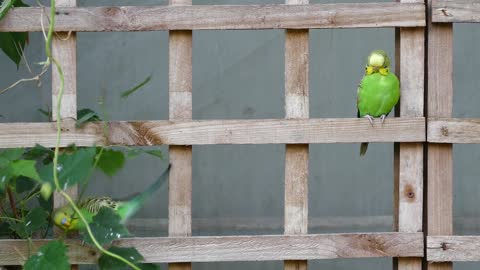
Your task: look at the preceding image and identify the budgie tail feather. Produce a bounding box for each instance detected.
[116,164,171,222]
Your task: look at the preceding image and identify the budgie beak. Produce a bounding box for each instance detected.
[60,217,71,229]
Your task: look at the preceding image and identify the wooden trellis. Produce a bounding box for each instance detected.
[0,1,433,270]
[426,0,480,270]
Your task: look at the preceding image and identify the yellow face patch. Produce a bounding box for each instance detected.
[365,65,374,75]
[368,53,385,68]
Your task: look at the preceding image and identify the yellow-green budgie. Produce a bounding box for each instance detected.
[52,164,170,231]
[357,50,400,156]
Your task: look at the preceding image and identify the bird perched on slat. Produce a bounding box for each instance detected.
[357,50,400,156]
[52,164,171,231]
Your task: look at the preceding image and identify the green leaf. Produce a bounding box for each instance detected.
[10,159,41,181]
[15,176,36,193]
[10,207,48,238]
[39,147,96,190]
[0,222,11,237]
[98,246,158,270]
[0,166,12,192]
[23,144,54,162]
[37,194,53,213]
[0,0,14,21]
[0,32,28,67]
[24,240,70,270]
[0,148,24,161]
[76,108,101,128]
[37,108,51,120]
[13,0,28,7]
[120,75,152,98]
[81,208,129,246]
[97,149,125,177]
[144,150,163,159]
[125,148,163,160]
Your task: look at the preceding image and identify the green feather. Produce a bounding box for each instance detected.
[53,164,170,231]
[357,52,400,157]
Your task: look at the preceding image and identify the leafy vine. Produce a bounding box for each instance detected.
[0,1,161,269]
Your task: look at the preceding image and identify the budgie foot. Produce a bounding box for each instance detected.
[364,115,374,127]
[380,114,386,125]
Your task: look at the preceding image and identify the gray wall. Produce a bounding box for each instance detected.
[1,0,479,269]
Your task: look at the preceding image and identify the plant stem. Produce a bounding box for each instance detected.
[7,187,19,219]
[0,216,22,222]
[47,3,139,268]
[60,191,141,270]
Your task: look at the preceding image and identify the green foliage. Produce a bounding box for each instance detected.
[23,240,70,270]
[81,208,130,246]
[98,247,158,270]
[0,149,40,192]
[97,149,125,177]
[76,108,101,127]
[38,147,97,191]
[0,0,28,67]
[121,75,152,98]
[9,207,48,238]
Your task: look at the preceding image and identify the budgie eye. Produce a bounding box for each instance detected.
[61,217,67,225]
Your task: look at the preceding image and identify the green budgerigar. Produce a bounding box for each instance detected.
[52,164,171,231]
[357,50,400,156]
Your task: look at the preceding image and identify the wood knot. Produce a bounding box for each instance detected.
[89,250,97,257]
[103,7,121,16]
[441,126,449,136]
[403,184,415,201]
[441,242,448,250]
[437,7,452,17]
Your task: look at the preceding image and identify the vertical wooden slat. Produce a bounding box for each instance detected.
[284,0,308,270]
[52,0,77,232]
[51,2,78,270]
[395,0,424,270]
[168,1,192,270]
[427,0,453,268]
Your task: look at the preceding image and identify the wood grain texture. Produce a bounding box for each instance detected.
[395,1,424,269]
[169,1,191,270]
[0,118,426,148]
[0,3,425,32]
[432,0,480,23]
[51,0,78,244]
[0,233,423,265]
[427,1,453,268]
[427,15,453,240]
[428,118,480,143]
[284,4,308,268]
[427,236,480,261]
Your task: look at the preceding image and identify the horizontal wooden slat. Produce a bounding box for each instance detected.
[427,235,480,261]
[0,232,423,265]
[432,0,480,23]
[428,118,480,143]
[0,3,425,32]
[0,117,425,148]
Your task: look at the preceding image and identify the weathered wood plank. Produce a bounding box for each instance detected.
[284,0,308,269]
[51,0,78,249]
[0,233,424,265]
[432,0,480,23]
[0,3,425,32]
[427,1,453,268]
[427,236,480,261]
[395,1,425,268]
[0,118,426,148]
[168,1,192,270]
[428,118,480,143]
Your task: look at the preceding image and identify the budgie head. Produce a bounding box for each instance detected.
[365,50,391,75]
[52,206,78,231]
